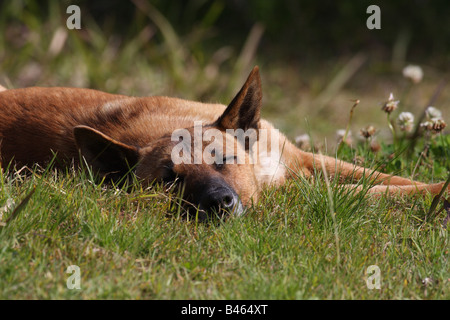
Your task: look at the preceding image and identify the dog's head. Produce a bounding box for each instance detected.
[74,67,264,220]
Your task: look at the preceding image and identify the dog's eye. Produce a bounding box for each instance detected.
[215,162,225,171]
[162,162,177,183]
[215,156,237,171]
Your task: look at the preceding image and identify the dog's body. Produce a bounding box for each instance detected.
[0,67,447,218]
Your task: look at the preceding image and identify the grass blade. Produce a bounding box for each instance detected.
[426,173,450,222]
[4,186,36,224]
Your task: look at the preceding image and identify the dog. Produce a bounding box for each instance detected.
[0,67,447,219]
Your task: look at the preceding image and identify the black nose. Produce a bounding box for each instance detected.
[199,186,243,218]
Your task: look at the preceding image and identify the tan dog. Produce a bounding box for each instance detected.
[0,67,447,219]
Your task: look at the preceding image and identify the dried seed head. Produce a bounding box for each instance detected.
[397,112,415,132]
[421,106,446,133]
[370,138,381,153]
[421,118,447,133]
[382,93,399,114]
[360,125,377,139]
[430,118,446,133]
[402,65,423,84]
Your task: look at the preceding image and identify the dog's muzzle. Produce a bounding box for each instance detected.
[188,179,244,221]
[199,186,244,217]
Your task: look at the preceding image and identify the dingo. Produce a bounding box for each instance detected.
[0,67,447,219]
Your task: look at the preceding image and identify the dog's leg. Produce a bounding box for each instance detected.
[0,85,7,92]
[280,136,418,184]
[344,182,446,196]
[305,151,426,186]
[280,135,449,195]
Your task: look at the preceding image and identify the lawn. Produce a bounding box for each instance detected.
[0,156,449,299]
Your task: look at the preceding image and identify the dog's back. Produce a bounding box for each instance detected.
[0,87,121,165]
[0,87,226,167]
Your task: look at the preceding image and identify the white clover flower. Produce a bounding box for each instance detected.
[420,120,432,130]
[336,129,352,145]
[402,65,423,84]
[382,93,399,114]
[397,112,415,132]
[425,106,442,120]
[295,134,311,150]
[0,198,15,222]
[295,134,310,145]
[336,129,346,140]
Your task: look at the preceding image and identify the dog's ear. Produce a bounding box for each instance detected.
[216,66,262,131]
[73,125,139,179]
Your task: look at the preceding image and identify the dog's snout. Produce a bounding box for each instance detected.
[181,177,245,221]
[198,184,244,219]
[203,188,231,211]
[221,194,235,208]
[207,189,237,212]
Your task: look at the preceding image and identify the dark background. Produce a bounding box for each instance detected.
[5,0,448,64]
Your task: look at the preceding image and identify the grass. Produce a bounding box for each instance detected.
[2,124,445,301]
[0,152,449,299]
[0,2,449,300]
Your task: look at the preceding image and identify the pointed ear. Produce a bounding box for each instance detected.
[216,66,262,131]
[73,125,139,179]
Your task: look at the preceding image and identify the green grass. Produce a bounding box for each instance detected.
[0,157,448,299]
[0,2,449,300]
